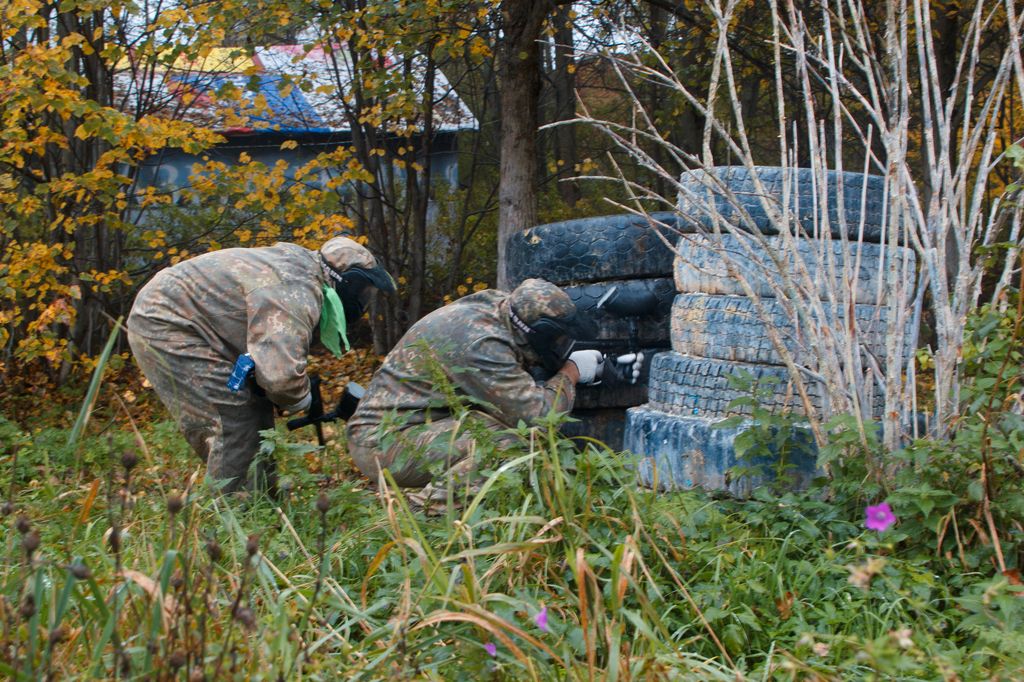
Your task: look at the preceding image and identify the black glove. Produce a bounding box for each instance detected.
[600,352,646,386]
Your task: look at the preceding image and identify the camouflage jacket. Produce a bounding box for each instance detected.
[128,243,325,409]
[346,289,576,449]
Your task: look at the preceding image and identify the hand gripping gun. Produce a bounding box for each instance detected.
[286,374,365,446]
[593,281,673,385]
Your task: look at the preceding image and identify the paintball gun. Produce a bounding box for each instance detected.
[286,373,365,446]
[595,282,666,353]
[591,280,673,385]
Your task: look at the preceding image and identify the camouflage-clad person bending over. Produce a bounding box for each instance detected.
[346,278,625,509]
[128,236,395,493]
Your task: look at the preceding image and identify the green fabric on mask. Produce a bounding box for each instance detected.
[320,285,350,357]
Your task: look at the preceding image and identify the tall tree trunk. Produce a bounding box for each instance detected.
[56,8,120,361]
[496,0,550,290]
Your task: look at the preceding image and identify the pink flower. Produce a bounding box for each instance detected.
[865,503,896,532]
[534,605,549,632]
[483,642,497,656]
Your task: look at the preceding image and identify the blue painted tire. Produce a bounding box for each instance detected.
[644,351,887,419]
[677,166,895,243]
[673,233,915,302]
[670,293,910,368]
[646,352,825,418]
[625,406,819,496]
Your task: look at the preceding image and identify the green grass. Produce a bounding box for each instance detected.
[6,254,1024,680]
[1,406,1022,681]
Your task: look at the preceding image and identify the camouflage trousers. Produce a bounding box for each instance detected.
[348,412,516,514]
[127,321,276,494]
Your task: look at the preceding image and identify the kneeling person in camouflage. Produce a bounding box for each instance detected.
[128,236,395,493]
[345,278,608,508]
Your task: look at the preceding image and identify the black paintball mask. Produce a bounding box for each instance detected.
[320,255,397,325]
[509,304,598,373]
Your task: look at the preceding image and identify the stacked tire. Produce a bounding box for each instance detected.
[503,212,683,450]
[624,166,915,497]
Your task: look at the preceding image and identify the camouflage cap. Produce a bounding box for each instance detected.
[320,236,378,272]
[320,236,396,293]
[509,278,597,371]
[508,278,575,325]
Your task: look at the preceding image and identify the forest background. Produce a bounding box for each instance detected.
[2,0,1024,679]
[1,0,1020,385]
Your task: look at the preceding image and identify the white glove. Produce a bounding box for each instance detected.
[568,350,605,385]
[612,352,645,384]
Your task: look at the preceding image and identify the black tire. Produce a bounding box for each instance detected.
[646,352,834,419]
[678,166,894,243]
[624,406,819,496]
[560,408,628,451]
[673,233,915,302]
[565,278,675,350]
[504,212,685,286]
[670,294,905,367]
